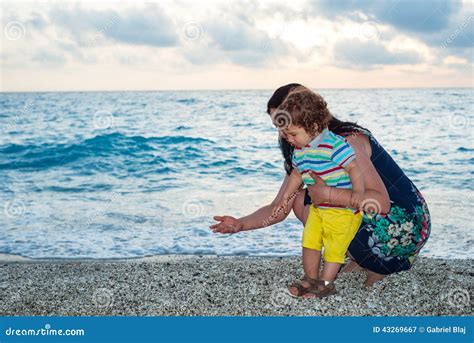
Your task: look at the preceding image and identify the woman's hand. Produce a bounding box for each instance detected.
[307,171,330,205]
[209,215,244,234]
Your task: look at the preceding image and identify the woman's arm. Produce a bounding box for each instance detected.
[308,135,390,213]
[210,173,300,233]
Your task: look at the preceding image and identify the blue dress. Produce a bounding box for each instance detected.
[304,128,431,274]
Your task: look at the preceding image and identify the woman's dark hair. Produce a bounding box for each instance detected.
[267,83,369,175]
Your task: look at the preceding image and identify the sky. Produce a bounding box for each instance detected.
[0,0,473,91]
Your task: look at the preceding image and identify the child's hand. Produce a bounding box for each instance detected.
[350,191,364,209]
[210,215,243,234]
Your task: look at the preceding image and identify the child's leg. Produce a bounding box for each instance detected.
[320,262,342,282]
[320,210,362,282]
[302,247,321,280]
[301,206,323,279]
[288,207,323,296]
[288,247,321,296]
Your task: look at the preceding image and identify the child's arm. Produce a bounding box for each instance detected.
[272,169,302,216]
[345,159,365,209]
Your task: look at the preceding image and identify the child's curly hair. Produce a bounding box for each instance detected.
[274,86,331,136]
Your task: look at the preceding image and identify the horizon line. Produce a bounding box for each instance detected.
[1,86,473,93]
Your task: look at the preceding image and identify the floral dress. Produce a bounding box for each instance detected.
[341,128,431,274]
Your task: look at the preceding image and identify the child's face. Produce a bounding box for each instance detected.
[281,125,316,148]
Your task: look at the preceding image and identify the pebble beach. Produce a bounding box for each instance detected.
[0,255,472,316]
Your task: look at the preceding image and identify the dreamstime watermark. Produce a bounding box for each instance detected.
[262,189,299,227]
[86,14,120,47]
[2,102,33,133]
[270,109,292,130]
[182,199,204,218]
[4,199,26,218]
[93,110,114,129]
[358,21,381,41]
[182,22,204,41]
[360,198,382,216]
[5,323,85,337]
[269,279,296,308]
[92,287,114,308]
[447,113,470,130]
[440,15,474,49]
[4,21,25,40]
[446,287,470,308]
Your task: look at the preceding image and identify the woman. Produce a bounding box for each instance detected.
[210,83,431,294]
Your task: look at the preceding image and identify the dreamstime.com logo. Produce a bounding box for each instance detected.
[4,323,85,337]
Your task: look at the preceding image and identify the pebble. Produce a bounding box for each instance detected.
[0,256,472,316]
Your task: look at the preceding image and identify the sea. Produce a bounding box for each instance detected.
[0,88,472,259]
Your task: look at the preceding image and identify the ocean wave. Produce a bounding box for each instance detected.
[0,133,214,171]
[176,98,200,105]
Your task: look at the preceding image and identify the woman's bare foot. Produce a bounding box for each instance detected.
[340,259,362,273]
[364,270,385,287]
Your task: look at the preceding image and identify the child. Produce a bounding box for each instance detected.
[271,87,364,298]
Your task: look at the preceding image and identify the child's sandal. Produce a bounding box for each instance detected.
[304,280,337,298]
[287,274,318,298]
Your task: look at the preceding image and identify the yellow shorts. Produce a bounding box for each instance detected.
[302,206,363,264]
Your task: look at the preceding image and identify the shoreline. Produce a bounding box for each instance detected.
[0,252,289,263]
[1,252,471,263]
[0,255,472,316]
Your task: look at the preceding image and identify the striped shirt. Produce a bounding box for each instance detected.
[292,129,356,210]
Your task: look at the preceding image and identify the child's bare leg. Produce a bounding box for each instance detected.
[288,248,321,296]
[319,262,341,283]
[302,247,321,280]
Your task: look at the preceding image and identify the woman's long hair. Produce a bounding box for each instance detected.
[267,83,369,175]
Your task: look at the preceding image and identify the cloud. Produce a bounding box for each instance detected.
[314,0,472,63]
[50,4,178,47]
[0,0,471,91]
[333,39,423,69]
[431,10,474,49]
[31,50,67,67]
[189,14,296,67]
[4,2,298,69]
[25,11,48,30]
[315,0,461,33]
